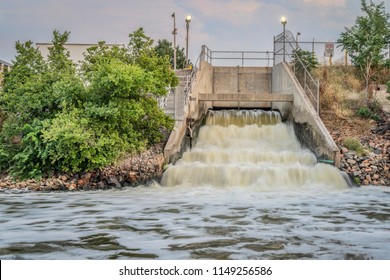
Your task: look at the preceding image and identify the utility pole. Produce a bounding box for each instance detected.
[185,15,192,68]
[172,12,177,70]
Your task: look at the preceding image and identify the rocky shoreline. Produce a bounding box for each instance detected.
[326,107,390,187]
[333,112,390,187]
[0,144,165,193]
[1,110,389,193]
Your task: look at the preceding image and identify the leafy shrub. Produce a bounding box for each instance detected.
[357,106,372,118]
[41,109,127,173]
[343,137,366,156]
[357,100,382,121]
[0,28,177,179]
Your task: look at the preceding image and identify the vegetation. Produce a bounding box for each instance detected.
[293,49,319,73]
[343,137,367,156]
[0,28,178,179]
[155,39,188,69]
[338,0,390,90]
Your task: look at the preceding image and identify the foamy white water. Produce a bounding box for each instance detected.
[1,110,388,260]
[162,110,348,190]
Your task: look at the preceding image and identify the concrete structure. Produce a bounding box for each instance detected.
[163,46,340,168]
[272,62,340,166]
[36,43,125,65]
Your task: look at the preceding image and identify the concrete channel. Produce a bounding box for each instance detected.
[163,60,340,168]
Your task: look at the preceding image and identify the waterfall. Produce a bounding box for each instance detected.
[161,110,348,190]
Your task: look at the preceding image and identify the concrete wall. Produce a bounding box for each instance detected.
[164,61,212,163]
[209,66,272,108]
[213,66,271,93]
[272,62,340,166]
[190,61,214,119]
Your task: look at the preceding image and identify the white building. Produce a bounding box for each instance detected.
[36,43,125,65]
[0,59,12,84]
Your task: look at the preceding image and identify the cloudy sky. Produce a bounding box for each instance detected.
[0,0,368,63]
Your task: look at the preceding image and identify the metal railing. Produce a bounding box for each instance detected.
[274,30,320,113]
[202,45,273,67]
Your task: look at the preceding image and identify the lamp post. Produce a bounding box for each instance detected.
[172,12,177,70]
[185,14,192,68]
[280,16,287,62]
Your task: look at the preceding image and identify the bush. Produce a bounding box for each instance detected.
[0,28,177,179]
[343,137,366,156]
[41,109,128,173]
[357,104,381,121]
[357,106,372,118]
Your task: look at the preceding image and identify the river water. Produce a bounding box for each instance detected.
[0,110,389,260]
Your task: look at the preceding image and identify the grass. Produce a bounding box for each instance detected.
[316,65,363,119]
[343,137,367,156]
[317,64,383,146]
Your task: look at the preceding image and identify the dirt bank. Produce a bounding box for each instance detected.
[321,89,390,186]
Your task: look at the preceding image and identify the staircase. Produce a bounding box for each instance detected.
[164,69,192,120]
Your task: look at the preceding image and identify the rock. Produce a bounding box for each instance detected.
[347,159,357,164]
[67,183,77,191]
[341,147,349,154]
[18,182,27,188]
[107,176,121,188]
[77,179,87,187]
[84,173,92,180]
[128,171,138,182]
[97,181,105,189]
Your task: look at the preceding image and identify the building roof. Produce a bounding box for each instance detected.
[0,59,12,67]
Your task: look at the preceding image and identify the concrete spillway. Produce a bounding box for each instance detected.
[161,110,348,190]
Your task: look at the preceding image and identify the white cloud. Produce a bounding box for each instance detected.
[303,0,346,7]
[187,0,262,26]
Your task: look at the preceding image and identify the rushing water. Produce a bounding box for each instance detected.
[0,110,389,260]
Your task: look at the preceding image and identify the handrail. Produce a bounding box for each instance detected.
[201,47,273,67]
[274,30,320,113]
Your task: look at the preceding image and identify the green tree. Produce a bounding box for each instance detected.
[47,30,76,77]
[338,0,390,89]
[127,29,178,95]
[1,40,48,121]
[155,39,187,69]
[128,27,154,61]
[292,49,319,73]
[0,28,177,179]
[81,41,130,76]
